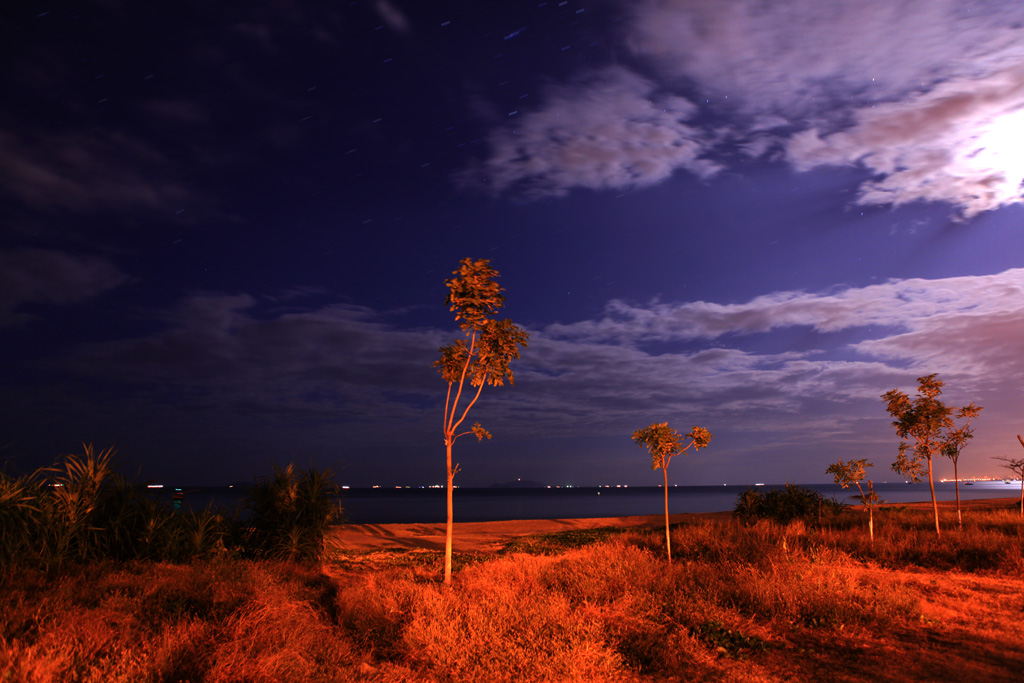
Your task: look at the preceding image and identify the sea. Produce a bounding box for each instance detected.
[159,480,1021,525]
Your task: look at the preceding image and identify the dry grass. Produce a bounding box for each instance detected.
[3,505,1024,682]
[0,561,361,682]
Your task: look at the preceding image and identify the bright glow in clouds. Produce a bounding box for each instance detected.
[470,0,1024,217]
[789,67,1024,217]
[976,108,1024,196]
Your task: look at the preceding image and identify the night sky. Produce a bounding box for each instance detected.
[3,0,1024,487]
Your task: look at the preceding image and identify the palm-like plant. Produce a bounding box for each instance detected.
[241,463,344,561]
[37,444,117,569]
[0,469,41,573]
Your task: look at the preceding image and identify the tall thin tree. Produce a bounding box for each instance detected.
[631,422,713,562]
[940,404,982,529]
[882,374,981,536]
[435,258,528,584]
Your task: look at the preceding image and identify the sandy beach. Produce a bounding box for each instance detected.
[330,496,1021,554]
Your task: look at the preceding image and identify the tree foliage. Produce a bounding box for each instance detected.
[435,258,528,584]
[632,422,712,562]
[632,423,713,471]
[882,374,981,536]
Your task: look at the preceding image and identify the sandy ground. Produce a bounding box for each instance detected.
[330,496,1021,554]
[332,511,730,553]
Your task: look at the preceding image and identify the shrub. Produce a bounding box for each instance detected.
[733,484,845,525]
[2,448,350,571]
[0,468,40,573]
[240,463,344,562]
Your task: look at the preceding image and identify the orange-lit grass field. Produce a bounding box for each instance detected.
[3,500,1023,682]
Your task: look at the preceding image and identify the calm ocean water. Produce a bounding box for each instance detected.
[166,481,1021,524]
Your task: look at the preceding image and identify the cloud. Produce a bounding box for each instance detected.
[374,0,411,34]
[67,293,449,426]
[625,0,1024,118]
[0,129,192,216]
[58,268,1024,445]
[549,269,1024,342]
[23,267,1023,482]
[467,0,1024,216]
[624,0,1024,216]
[461,67,719,198]
[0,3,344,228]
[0,248,129,326]
[788,67,1024,217]
[545,268,1024,388]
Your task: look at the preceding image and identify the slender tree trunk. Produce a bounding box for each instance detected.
[662,465,671,563]
[445,440,454,585]
[1018,436,1024,519]
[868,505,874,545]
[953,459,962,530]
[927,456,940,536]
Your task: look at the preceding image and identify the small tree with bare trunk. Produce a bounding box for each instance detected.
[826,458,880,543]
[632,422,713,562]
[435,258,528,584]
[882,374,981,537]
[939,404,983,530]
[992,435,1024,519]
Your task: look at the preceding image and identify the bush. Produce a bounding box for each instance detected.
[1,447,345,572]
[240,463,344,562]
[733,484,845,525]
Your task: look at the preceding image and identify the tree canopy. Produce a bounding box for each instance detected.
[882,374,981,536]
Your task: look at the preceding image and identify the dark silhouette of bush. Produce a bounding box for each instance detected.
[1,446,344,572]
[733,484,844,524]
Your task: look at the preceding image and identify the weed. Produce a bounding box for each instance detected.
[693,619,770,657]
[500,526,625,554]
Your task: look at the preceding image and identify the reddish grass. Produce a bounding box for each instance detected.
[2,504,1023,682]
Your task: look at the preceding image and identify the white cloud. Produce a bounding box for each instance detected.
[624,0,1024,217]
[469,0,1024,216]
[625,0,1024,118]
[462,67,719,198]
[546,268,1024,382]
[788,67,1024,217]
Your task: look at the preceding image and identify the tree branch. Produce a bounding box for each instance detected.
[445,331,476,435]
[451,369,488,436]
